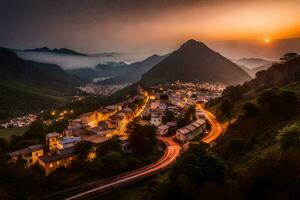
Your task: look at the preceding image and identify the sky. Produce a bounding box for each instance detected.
[1,0,300,55]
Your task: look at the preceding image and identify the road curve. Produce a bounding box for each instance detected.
[198,104,223,144]
[65,137,180,200]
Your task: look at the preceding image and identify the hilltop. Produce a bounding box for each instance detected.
[139,39,251,87]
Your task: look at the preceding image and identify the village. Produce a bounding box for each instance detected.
[8,82,225,176]
[0,114,38,129]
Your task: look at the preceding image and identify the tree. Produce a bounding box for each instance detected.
[75,141,93,161]
[100,151,124,175]
[258,88,297,114]
[177,105,197,128]
[23,121,46,142]
[128,123,157,156]
[242,102,259,117]
[220,99,233,124]
[280,52,298,62]
[97,136,122,156]
[0,138,8,152]
[278,122,300,149]
[171,143,225,185]
[162,110,176,124]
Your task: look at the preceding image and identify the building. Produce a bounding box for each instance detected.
[57,136,81,150]
[9,145,43,167]
[46,132,61,152]
[38,152,76,176]
[118,136,131,153]
[176,119,206,143]
[150,112,162,127]
[157,125,170,136]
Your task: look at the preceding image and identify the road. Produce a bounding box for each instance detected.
[197,104,223,143]
[64,137,180,200]
[61,104,222,200]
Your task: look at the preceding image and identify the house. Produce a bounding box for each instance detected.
[150,112,162,127]
[9,145,43,167]
[46,132,61,152]
[176,119,206,143]
[38,152,76,176]
[118,136,131,153]
[57,136,81,150]
[157,125,170,136]
[82,134,109,146]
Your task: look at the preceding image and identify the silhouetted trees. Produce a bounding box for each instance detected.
[220,99,233,124]
[128,122,157,156]
[174,143,225,184]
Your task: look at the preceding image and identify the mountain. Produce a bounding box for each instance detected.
[0,47,84,119]
[67,55,166,84]
[138,39,251,87]
[237,62,274,78]
[24,47,86,56]
[101,54,166,84]
[232,57,273,69]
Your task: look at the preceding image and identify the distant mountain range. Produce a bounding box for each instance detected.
[232,58,275,78]
[232,58,273,69]
[67,54,166,84]
[24,47,87,56]
[0,47,84,119]
[137,39,251,87]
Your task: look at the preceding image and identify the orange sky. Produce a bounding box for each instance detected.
[1,0,299,53]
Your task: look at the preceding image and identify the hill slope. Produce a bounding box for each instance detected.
[0,47,84,119]
[67,55,166,84]
[139,39,251,87]
[101,54,166,84]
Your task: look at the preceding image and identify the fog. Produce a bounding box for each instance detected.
[15,51,152,69]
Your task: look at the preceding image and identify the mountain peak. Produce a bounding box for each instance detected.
[180,39,208,49]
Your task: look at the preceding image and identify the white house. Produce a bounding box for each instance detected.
[176,119,206,143]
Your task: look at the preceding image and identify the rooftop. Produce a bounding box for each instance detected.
[46,132,61,138]
[10,144,43,156]
[39,152,75,163]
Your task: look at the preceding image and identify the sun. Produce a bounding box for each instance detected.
[264,38,270,43]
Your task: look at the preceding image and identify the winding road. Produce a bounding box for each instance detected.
[198,104,223,143]
[65,137,180,200]
[56,105,222,200]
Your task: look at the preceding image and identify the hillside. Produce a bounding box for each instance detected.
[139,39,251,87]
[67,55,166,84]
[0,47,84,119]
[101,54,166,84]
[207,52,300,199]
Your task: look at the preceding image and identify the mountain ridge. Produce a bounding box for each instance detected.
[138,39,251,87]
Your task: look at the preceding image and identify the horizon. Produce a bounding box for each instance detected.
[1,0,300,57]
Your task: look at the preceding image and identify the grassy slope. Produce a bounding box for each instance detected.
[0,127,29,141]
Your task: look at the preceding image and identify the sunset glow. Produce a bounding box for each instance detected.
[265,38,270,43]
[0,0,299,54]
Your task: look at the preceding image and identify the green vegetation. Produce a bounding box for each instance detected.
[0,127,28,141]
[128,122,158,156]
[0,47,83,120]
[177,105,196,128]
